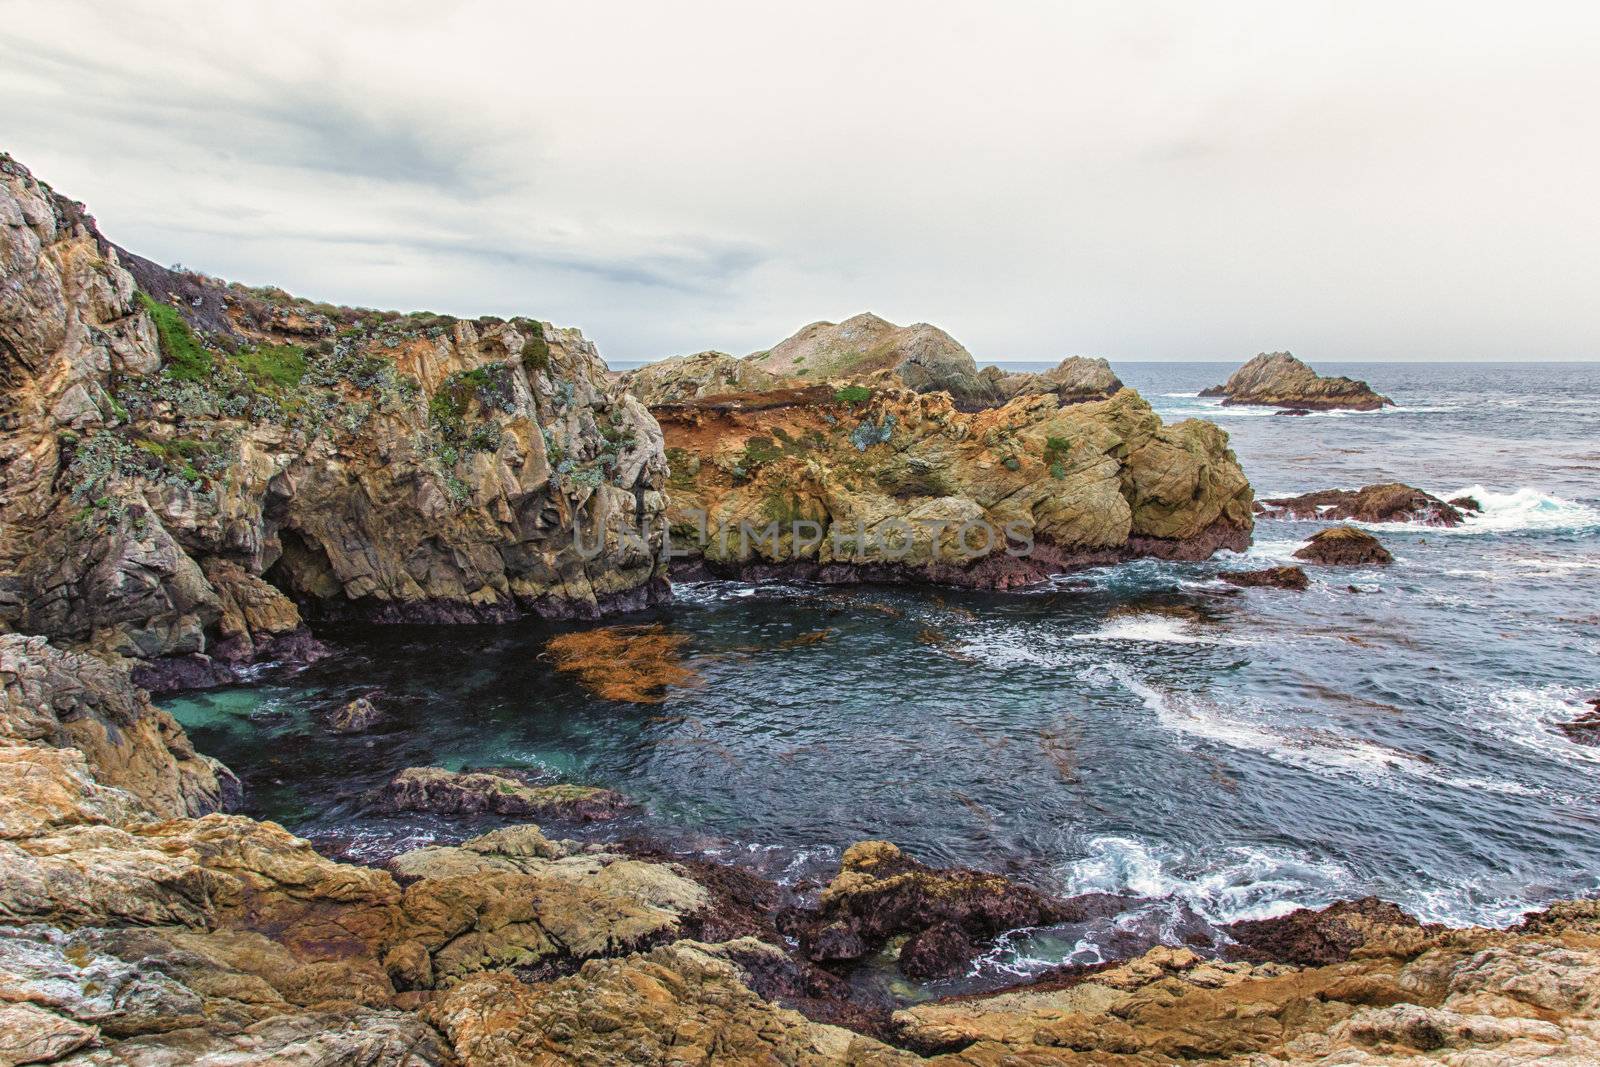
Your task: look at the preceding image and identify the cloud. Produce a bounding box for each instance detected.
[2,0,1597,363]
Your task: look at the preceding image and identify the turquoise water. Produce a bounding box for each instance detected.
[168,361,1600,979]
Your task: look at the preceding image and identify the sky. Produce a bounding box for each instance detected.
[3,0,1597,364]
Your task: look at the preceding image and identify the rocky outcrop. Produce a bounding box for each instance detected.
[1557,697,1600,746]
[1294,526,1395,565]
[1202,352,1392,410]
[376,767,633,822]
[657,383,1253,588]
[1218,565,1310,590]
[1257,483,1465,526]
[0,153,668,689]
[981,355,1123,405]
[626,314,1124,412]
[783,841,1073,977]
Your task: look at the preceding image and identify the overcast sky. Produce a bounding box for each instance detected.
[3,1,1597,363]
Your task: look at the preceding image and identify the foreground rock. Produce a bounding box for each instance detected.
[4,635,1600,1065]
[657,383,1254,588]
[0,152,668,691]
[1257,483,1465,527]
[1294,526,1394,565]
[377,766,633,822]
[1202,352,1392,410]
[1218,565,1310,590]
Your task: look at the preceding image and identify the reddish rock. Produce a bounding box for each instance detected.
[1224,897,1435,966]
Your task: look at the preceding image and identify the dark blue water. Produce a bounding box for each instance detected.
[169,361,1600,977]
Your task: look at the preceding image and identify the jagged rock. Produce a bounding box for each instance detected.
[898,921,977,980]
[784,841,1071,974]
[1449,494,1483,513]
[424,939,910,1065]
[1294,526,1394,565]
[0,153,669,689]
[1218,565,1310,590]
[376,766,632,821]
[1257,482,1464,526]
[623,349,782,405]
[1202,352,1392,410]
[659,384,1253,589]
[327,694,383,734]
[983,355,1124,405]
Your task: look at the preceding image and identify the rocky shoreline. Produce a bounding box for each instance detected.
[2,634,1598,1065]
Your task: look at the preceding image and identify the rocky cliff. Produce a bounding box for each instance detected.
[1202,352,1392,411]
[3,635,1598,1065]
[656,382,1254,587]
[0,153,668,689]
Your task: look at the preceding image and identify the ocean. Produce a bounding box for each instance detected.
[166,360,1600,997]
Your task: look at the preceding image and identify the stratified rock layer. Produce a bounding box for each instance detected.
[0,153,668,689]
[1202,352,1392,410]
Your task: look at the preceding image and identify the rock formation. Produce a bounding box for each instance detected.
[0,153,668,690]
[1202,352,1392,410]
[1257,483,1465,527]
[1294,526,1395,565]
[656,382,1253,588]
[626,313,1123,411]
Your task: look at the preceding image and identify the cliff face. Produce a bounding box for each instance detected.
[0,154,668,688]
[656,383,1254,587]
[1201,352,1392,410]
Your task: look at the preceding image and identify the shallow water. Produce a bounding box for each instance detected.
[168,360,1600,986]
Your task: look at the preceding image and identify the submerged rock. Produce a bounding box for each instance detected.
[544,623,698,703]
[0,153,669,690]
[1294,525,1394,565]
[376,766,632,821]
[327,694,384,734]
[1257,482,1465,526]
[1202,351,1392,410]
[1556,697,1600,746]
[1217,565,1310,590]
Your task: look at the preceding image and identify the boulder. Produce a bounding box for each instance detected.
[1202,352,1392,410]
[1294,526,1394,565]
[984,355,1124,405]
[1257,482,1464,526]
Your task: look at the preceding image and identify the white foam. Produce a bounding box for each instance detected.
[1069,615,1212,645]
[1448,486,1600,535]
[1459,685,1600,768]
[1058,835,1351,924]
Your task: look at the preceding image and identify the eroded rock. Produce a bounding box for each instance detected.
[1218,565,1310,590]
[1258,482,1464,527]
[377,767,632,822]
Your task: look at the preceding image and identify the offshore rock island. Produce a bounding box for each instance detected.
[2,151,1599,1067]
